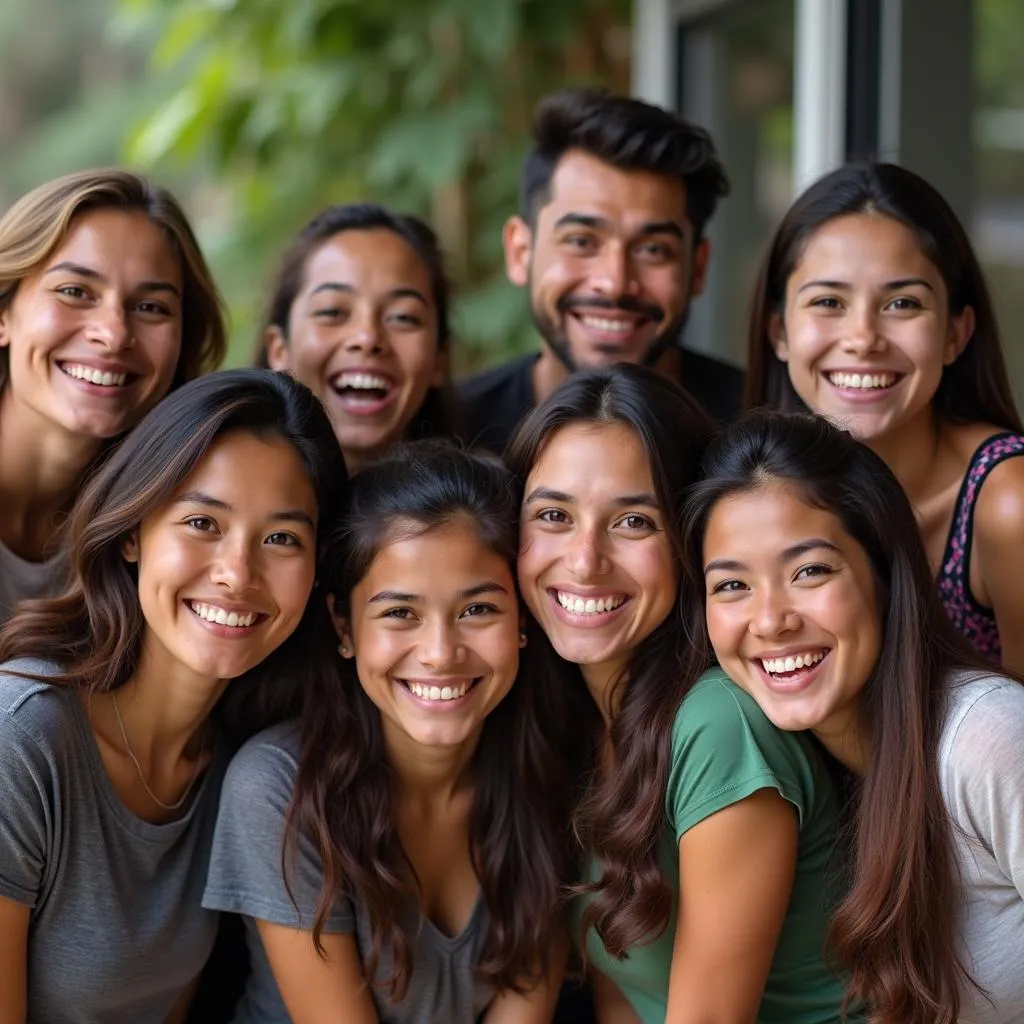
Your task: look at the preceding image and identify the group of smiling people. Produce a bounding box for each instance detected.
[0,87,1022,1024]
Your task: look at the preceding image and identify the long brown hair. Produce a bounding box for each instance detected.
[745,162,1023,434]
[285,440,575,1001]
[0,368,347,741]
[0,168,227,391]
[505,365,716,957]
[680,409,1009,1024]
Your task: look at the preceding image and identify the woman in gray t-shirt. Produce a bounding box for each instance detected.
[0,168,227,627]
[687,411,1024,1024]
[204,442,576,1024]
[0,369,347,1024]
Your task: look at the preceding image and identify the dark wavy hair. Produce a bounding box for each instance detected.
[680,409,1008,1024]
[285,439,575,1002]
[505,364,716,957]
[255,202,458,443]
[0,368,348,742]
[745,162,1023,434]
[520,87,730,240]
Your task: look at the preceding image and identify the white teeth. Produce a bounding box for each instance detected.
[760,651,826,675]
[189,602,257,628]
[337,372,391,391]
[408,680,471,701]
[579,315,634,334]
[556,591,625,615]
[62,363,128,387]
[828,371,896,390]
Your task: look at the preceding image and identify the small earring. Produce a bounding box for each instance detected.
[518,631,528,648]
[338,642,352,658]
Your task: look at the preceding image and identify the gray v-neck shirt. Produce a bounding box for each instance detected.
[203,721,493,1023]
[0,659,227,1023]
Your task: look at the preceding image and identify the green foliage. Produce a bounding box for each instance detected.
[121,0,631,369]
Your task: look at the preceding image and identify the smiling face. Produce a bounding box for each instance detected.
[518,421,677,696]
[125,430,319,685]
[0,208,184,440]
[335,518,521,751]
[266,228,444,468]
[504,149,709,370]
[702,481,881,747]
[771,213,973,444]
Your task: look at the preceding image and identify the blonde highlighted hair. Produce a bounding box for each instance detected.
[0,168,226,390]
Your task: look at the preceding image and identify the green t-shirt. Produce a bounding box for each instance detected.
[579,669,851,1023]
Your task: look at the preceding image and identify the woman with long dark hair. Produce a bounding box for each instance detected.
[745,162,1024,669]
[684,409,1024,1024]
[0,168,226,622]
[203,441,572,1022]
[506,365,851,1023]
[0,369,346,1022]
[257,203,459,472]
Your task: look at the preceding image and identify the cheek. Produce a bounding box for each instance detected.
[273,560,317,621]
[705,604,744,660]
[393,334,439,384]
[516,531,557,594]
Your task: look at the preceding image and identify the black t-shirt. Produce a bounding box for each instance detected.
[456,348,746,454]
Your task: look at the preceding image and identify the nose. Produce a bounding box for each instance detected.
[839,305,886,356]
[419,618,465,670]
[85,301,131,352]
[749,586,800,639]
[589,242,639,300]
[564,525,611,580]
[209,536,257,593]
[343,311,387,355]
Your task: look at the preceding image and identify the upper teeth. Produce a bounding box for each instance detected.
[190,602,257,628]
[579,316,634,334]
[557,591,626,615]
[338,372,390,391]
[62,363,127,387]
[828,372,895,390]
[408,680,471,701]
[761,651,825,674]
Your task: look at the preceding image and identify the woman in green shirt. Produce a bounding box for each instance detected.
[506,364,852,1024]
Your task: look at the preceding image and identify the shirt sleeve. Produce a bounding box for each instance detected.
[202,726,354,933]
[666,672,815,841]
[0,715,54,908]
[943,681,1024,899]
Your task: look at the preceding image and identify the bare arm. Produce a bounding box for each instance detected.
[164,978,198,1024]
[665,789,798,1024]
[0,896,29,1024]
[592,968,642,1024]
[483,931,569,1024]
[256,920,378,1024]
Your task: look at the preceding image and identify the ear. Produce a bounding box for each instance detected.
[122,532,139,563]
[944,305,975,365]
[767,312,789,362]
[502,216,532,289]
[688,237,712,298]
[264,325,291,373]
[326,593,354,656]
[0,307,11,349]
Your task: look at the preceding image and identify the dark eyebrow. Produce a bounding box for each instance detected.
[613,493,659,508]
[368,590,418,603]
[45,261,180,298]
[797,279,849,294]
[308,283,428,306]
[704,538,842,575]
[175,490,315,528]
[308,282,355,299]
[524,486,573,504]
[798,276,935,295]
[552,213,684,240]
[458,581,510,600]
[635,220,685,240]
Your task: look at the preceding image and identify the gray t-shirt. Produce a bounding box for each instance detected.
[203,721,494,1024]
[940,671,1024,1023]
[0,541,64,624]
[0,659,227,1023]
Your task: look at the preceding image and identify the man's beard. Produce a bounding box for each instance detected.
[529,295,692,373]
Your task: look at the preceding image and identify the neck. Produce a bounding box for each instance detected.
[383,719,482,807]
[866,406,943,506]
[580,660,626,729]
[0,388,103,558]
[811,704,870,774]
[531,342,682,407]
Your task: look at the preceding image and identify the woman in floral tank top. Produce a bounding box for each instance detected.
[744,162,1024,670]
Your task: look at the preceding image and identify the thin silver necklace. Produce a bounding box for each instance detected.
[111,692,202,812]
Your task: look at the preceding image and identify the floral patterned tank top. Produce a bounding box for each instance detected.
[937,432,1024,660]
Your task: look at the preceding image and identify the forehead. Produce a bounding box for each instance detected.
[792,213,939,282]
[705,484,847,551]
[300,228,432,299]
[539,149,689,234]
[47,208,181,282]
[362,520,512,584]
[528,421,656,496]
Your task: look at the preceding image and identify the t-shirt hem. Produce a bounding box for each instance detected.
[0,879,37,908]
[673,771,798,840]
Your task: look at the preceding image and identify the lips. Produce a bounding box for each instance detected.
[327,369,397,415]
[58,361,136,389]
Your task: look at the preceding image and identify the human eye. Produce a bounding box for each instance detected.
[809,295,842,311]
[387,308,425,328]
[184,515,217,534]
[381,607,415,620]
[793,562,834,582]
[616,512,657,532]
[709,577,747,595]
[885,295,923,313]
[634,240,675,262]
[536,507,570,525]
[461,602,499,618]
[562,233,597,254]
[313,306,348,323]
[134,299,174,317]
[266,531,301,548]
[55,284,90,301]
